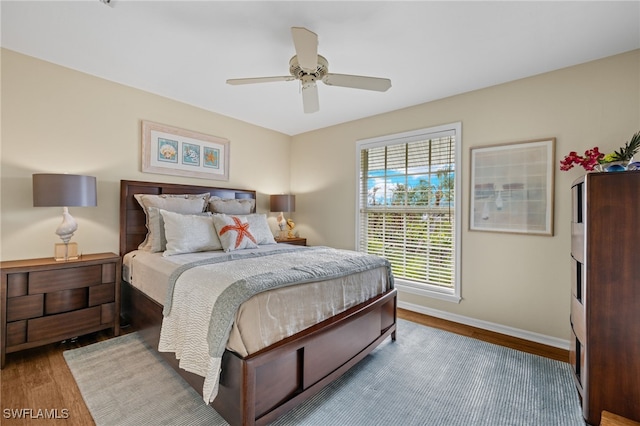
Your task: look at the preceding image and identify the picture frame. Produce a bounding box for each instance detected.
[469,138,555,236]
[141,120,229,181]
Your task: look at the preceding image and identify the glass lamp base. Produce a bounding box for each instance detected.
[54,242,79,261]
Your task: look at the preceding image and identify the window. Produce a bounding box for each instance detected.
[356,123,461,302]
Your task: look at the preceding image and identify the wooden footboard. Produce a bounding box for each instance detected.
[121,281,397,426]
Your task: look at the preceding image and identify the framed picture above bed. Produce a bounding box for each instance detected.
[141,120,230,181]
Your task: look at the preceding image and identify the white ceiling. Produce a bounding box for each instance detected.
[2,1,639,136]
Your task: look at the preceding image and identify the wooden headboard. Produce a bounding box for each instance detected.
[119,180,257,256]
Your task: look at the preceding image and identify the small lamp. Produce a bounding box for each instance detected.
[270,194,296,239]
[33,173,97,261]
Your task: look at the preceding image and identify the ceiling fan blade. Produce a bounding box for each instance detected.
[301,82,319,113]
[291,27,318,72]
[322,73,392,92]
[226,76,295,85]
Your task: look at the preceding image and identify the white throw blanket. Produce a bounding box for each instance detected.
[158,247,393,402]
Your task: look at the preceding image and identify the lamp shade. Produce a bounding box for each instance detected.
[270,194,295,213]
[33,174,97,207]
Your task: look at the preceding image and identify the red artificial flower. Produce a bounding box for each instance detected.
[560,147,603,171]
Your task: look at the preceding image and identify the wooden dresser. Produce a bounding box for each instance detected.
[570,172,640,425]
[1,252,121,368]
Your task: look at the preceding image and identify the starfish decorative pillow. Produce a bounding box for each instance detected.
[212,214,259,252]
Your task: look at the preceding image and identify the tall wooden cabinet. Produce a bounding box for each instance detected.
[570,171,640,425]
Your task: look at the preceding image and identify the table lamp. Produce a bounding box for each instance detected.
[33,173,97,261]
[270,194,296,239]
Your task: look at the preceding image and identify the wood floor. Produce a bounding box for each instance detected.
[398,309,569,362]
[1,309,570,425]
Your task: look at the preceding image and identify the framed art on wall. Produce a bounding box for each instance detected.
[470,138,555,236]
[141,120,230,181]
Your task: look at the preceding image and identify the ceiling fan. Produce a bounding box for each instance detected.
[226,27,392,114]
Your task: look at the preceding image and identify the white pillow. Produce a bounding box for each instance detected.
[148,207,212,253]
[134,193,210,251]
[229,214,277,245]
[160,209,222,256]
[212,214,259,252]
[208,197,255,215]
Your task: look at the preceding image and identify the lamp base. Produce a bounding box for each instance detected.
[54,242,79,261]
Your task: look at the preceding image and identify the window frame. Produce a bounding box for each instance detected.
[355,122,462,303]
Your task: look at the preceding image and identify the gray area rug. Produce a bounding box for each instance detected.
[64,319,584,425]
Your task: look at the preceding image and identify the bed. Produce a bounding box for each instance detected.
[119,179,397,425]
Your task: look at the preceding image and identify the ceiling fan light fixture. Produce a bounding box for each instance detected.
[289,55,328,80]
[300,75,316,88]
[226,26,391,113]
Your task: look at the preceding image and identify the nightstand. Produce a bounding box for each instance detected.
[0,252,121,368]
[275,237,307,246]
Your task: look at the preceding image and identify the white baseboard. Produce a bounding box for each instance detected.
[398,300,570,351]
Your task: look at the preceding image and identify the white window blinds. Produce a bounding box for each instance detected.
[356,124,460,298]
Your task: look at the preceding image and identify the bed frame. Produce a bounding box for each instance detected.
[119,180,397,426]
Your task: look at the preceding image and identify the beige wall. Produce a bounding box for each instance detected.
[2,47,638,344]
[1,49,292,261]
[291,49,640,342]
